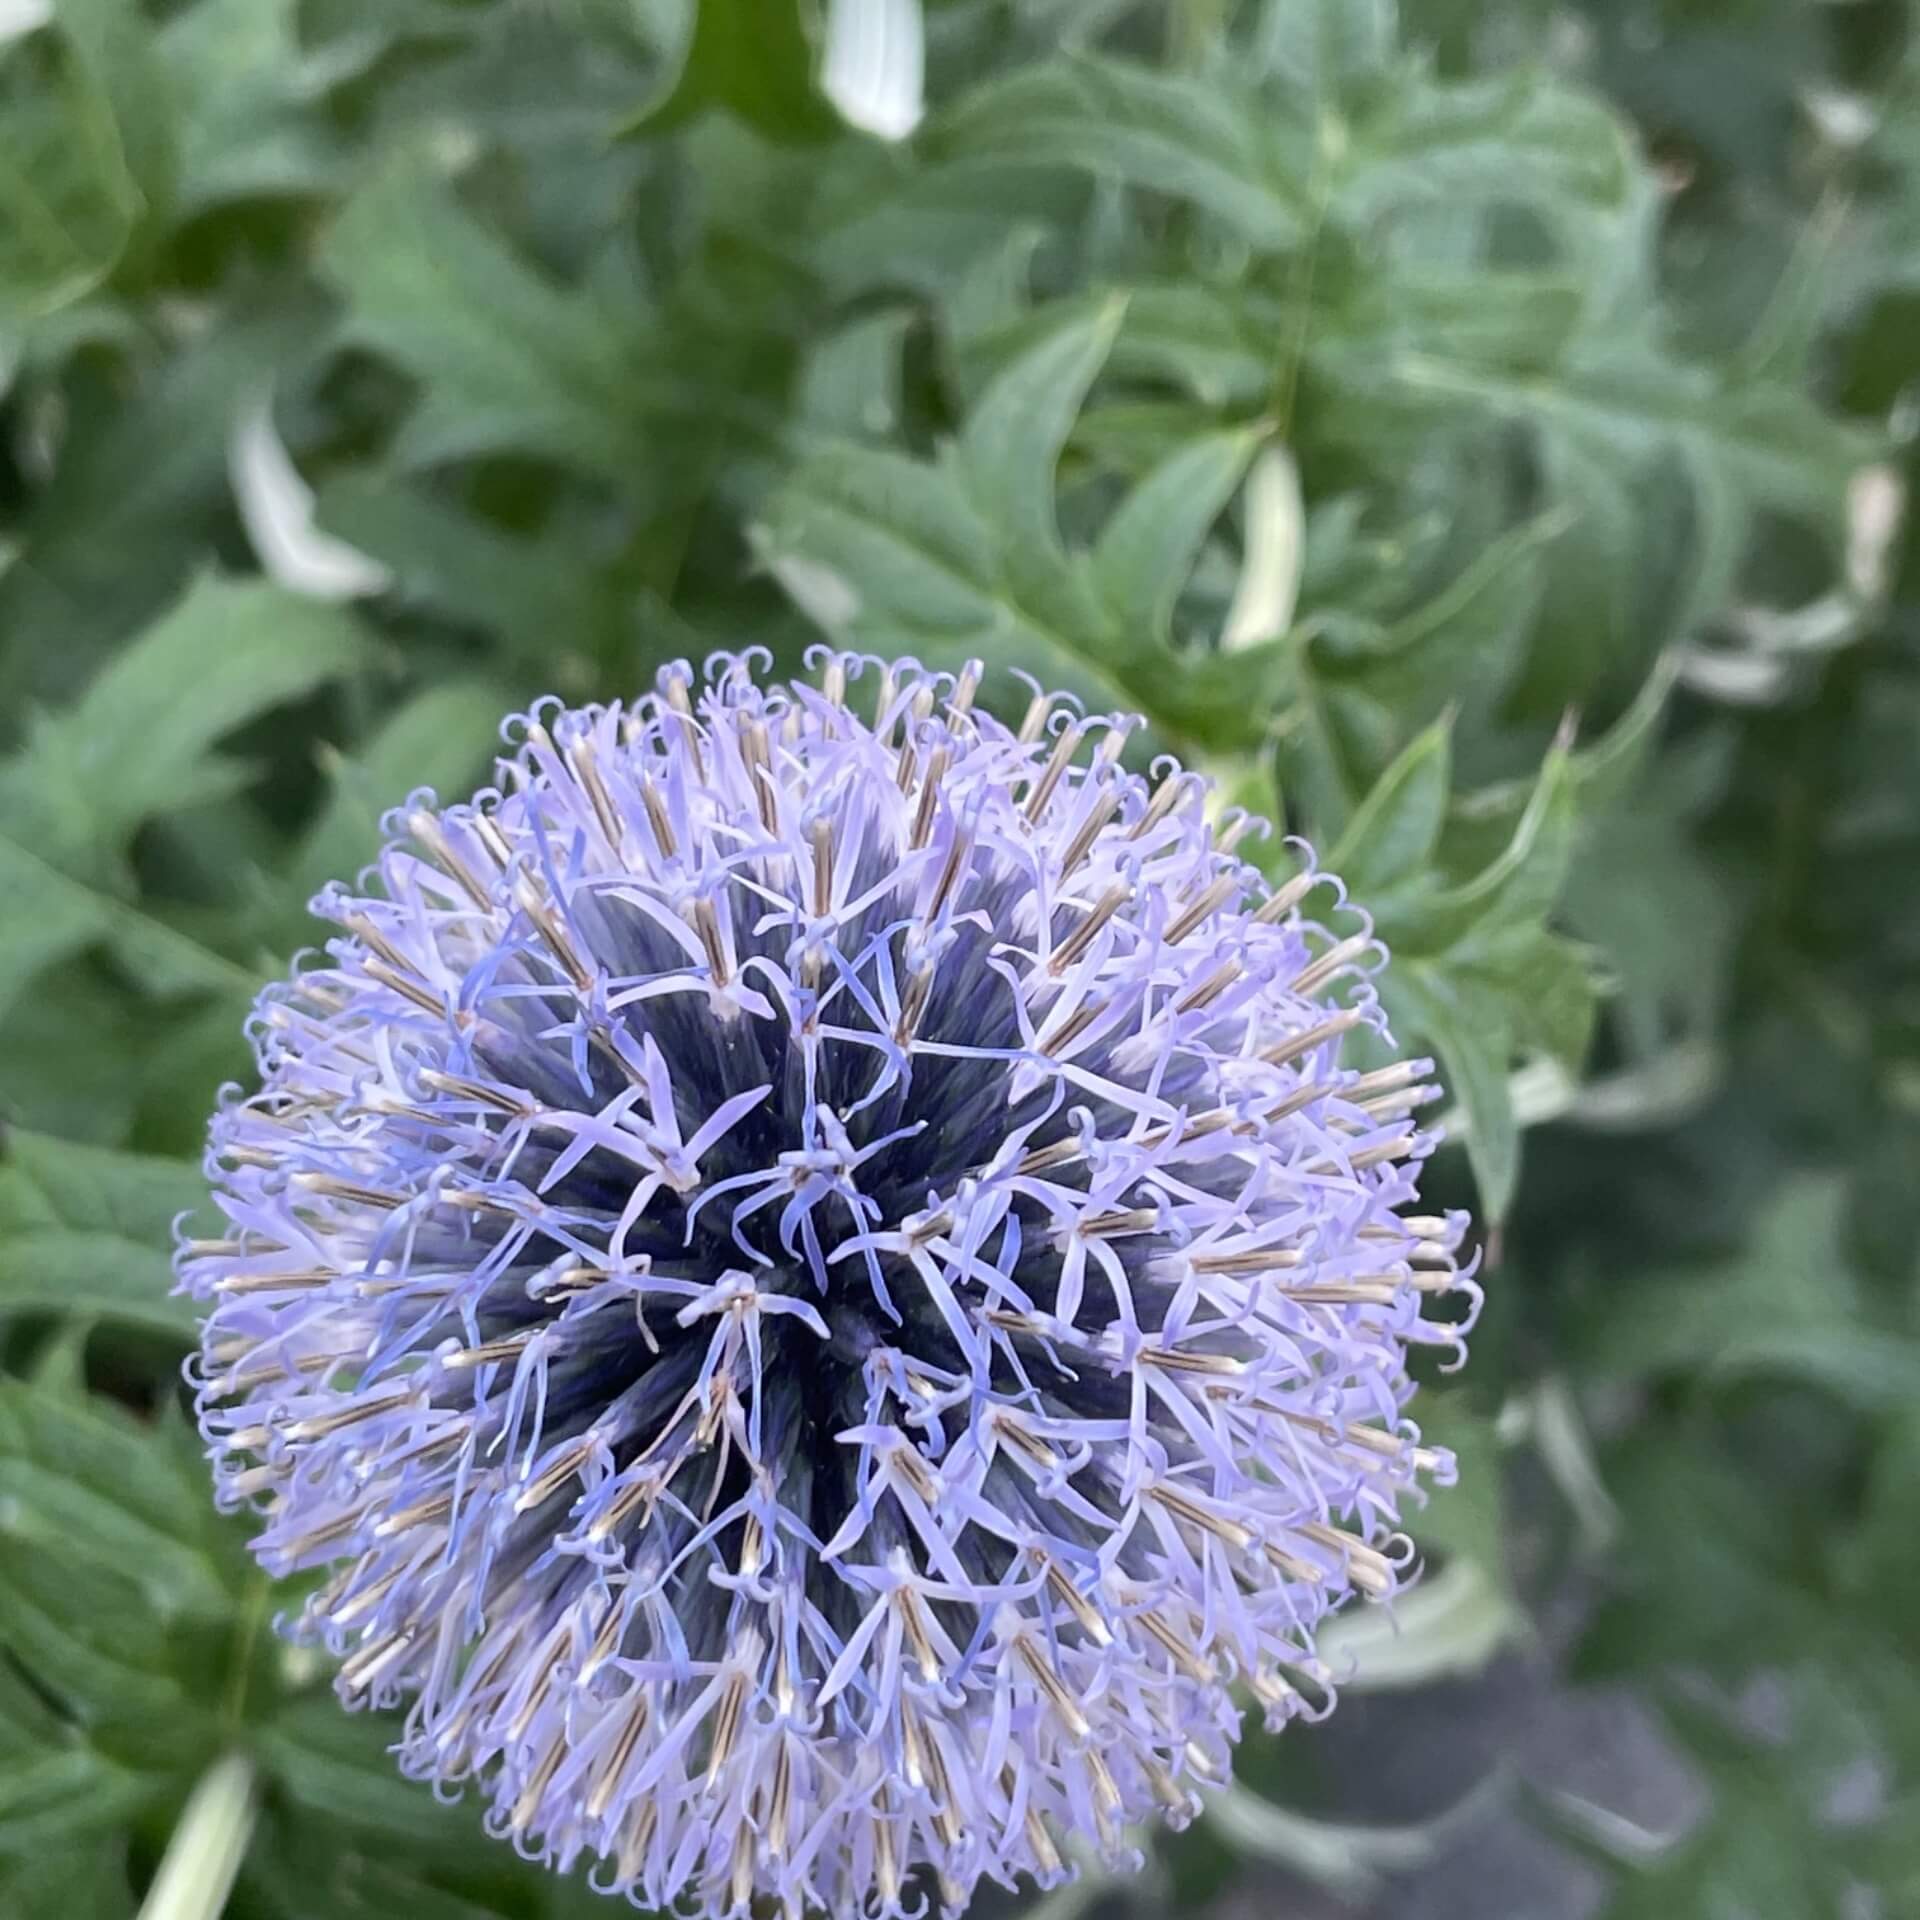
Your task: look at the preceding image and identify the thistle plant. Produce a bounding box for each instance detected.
[176,651,1475,1917]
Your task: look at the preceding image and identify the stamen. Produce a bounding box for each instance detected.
[1164,874,1239,946]
[1024,723,1083,825]
[1259,1006,1364,1067]
[1012,1630,1091,1739]
[1291,932,1374,996]
[641,779,676,860]
[1046,882,1131,975]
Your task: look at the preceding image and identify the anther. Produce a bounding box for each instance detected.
[1046,882,1131,975]
[1164,873,1239,945]
[408,809,493,909]
[641,779,676,860]
[740,717,778,834]
[1130,770,1187,840]
[910,743,949,851]
[569,734,623,849]
[1260,1007,1364,1067]
[1253,866,1327,924]
[1037,997,1106,1057]
[1291,932,1374,996]
[1023,723,1083,825]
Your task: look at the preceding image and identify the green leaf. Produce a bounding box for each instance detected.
[625,0,838,143]
[1326,716,1450,904]
[1578,1178,1920,1410]
[932,55,1313,249]
[0,300,326,707]
[7,573,372,862]
[0,23,141,326]
[1399,738,1577,957]
[0,1745,154,1859]
[0,1128,205,1333]
[955,295,1123,595]
[0,830,254,1026]
[0,574,363,1021]
[313,473,627,690]
[1090,425,1264,641]
[319,162,683,479]
[760,306,1278,750]
[54,0,178,243]
[0,969,143,1144]
[158,0,344,211]
[258,1697,484,1851]
[1373,343,1873,711]
[1331,737,1590,1218]
[932,53,1631,253]
[282,676,514,931]
[0,1377,230,1612]
[1382,960,1519,1221]
[1278,517,1558,836]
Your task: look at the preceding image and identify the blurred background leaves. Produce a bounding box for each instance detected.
[1,1,1916,1916]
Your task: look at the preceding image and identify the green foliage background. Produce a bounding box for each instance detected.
[2,1,1917,1915]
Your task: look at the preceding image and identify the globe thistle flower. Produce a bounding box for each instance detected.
[177,651,1476,1918]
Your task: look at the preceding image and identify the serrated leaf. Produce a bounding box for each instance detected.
[1396,740,1576,957]
[1377,343,1873,711]
[0,1378,230,1612]
[0,24,140,325]
[797,306,915,444]
[54,0,178,243]
[158,0,343,211]
[1326,716,1450,904]
[1382,960,1518,1220]
[318,161,721,480]
[1091,425,1263,641]
[932,52,1630,254]
[931,56,1312,249]
[0,1128,205,1332]
[0,300,326,708]
[955,295,1122,596]
[761,307,1279,750]
[1577,1178,1920,1410]
[0,1745,154,1859]
[6,573,372,862]
[0,962,141,1145]
[1279,518,1557,836]
[0,830,254,1025]
[313,473,627,689]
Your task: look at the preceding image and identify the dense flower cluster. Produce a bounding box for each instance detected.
[177,651,1475,1917]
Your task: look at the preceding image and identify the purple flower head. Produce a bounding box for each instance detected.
[177,651,1476,1917]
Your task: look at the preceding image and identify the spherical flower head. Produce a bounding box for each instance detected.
[177,651,1477,1918]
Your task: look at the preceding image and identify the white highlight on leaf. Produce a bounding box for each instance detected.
[1222,444,1303,651]
[821,0,925,142]
[1800,84,1877,151]
[0,0,52,44]
[136,1750,257,1920]
[228,397,389,602]
[753,527,863,632]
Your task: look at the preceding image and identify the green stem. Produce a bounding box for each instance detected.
[135,1751,258,1920]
